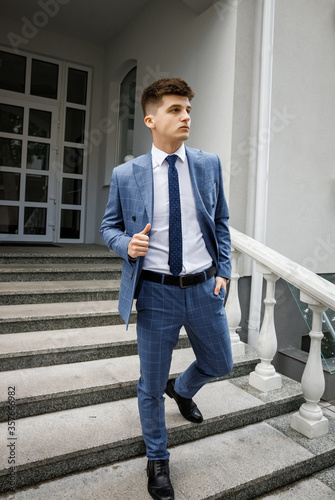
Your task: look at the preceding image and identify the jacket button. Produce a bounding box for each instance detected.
[132,216,136,221]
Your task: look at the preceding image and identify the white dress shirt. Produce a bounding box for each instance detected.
[142,144,213,275]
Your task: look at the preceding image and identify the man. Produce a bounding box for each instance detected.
[100,78,233,500]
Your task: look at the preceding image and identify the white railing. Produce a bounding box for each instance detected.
[226,227,335,439]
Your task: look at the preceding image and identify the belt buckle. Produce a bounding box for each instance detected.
[179,274,195,289]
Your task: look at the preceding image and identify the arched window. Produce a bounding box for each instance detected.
[117,66,137,164]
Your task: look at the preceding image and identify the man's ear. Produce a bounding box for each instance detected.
[144,115,155,130]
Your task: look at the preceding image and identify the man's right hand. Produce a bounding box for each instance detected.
[127,223,151,259]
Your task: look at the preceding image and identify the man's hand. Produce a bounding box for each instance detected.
[127,223,151,259]
[214,277,227,296]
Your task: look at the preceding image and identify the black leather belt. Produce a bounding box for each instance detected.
[140,265,216,289]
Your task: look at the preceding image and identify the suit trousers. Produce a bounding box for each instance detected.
[135,275,233,460]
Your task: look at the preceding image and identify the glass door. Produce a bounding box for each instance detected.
[0,49,91,243]
[0,97,59,241]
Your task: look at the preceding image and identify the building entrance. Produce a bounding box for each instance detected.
[0,49,90,242]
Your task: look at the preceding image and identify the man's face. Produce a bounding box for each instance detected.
[145,94,191,151]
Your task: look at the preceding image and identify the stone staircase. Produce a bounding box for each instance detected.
[0,245,334,499]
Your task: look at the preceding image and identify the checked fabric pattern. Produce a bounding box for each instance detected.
[166,154,183,276]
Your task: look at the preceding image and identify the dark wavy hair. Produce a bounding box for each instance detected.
[141,78,195,116]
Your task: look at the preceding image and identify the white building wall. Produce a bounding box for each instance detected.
[0,16,104,243]
[230,0,335,275]
[267,0,335,274]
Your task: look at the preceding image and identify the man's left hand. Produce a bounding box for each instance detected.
[214,277,227,296]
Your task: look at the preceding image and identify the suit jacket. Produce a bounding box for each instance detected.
[100,147,231,327]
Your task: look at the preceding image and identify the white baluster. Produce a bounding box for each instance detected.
[225,248,245,356]
[249,265,282,391]
[291,293,328,438]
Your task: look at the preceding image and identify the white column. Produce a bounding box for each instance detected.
[225,248,245,356]
[291,293,328,438]
[249,265,281,391]
[247,0,276,348]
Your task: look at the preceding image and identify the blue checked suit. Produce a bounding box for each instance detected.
[100,147,233,459]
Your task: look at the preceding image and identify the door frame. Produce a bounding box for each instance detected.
[0,48,91,243]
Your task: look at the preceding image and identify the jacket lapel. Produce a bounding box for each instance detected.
[186,147,205,191]
[186,147,209,222]
[186,147,218,265]
[133,151,153,224]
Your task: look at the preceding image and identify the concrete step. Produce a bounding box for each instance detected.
[0,300,134,334]
[2,452,334,500]
[0,246,121,265]
[0,346,260,421]
[0,280,121,305]
[6,465,335,500]
[0,376,308,494]
[256,466,335,499]
[0,324,191,371]
[0,263,122,282]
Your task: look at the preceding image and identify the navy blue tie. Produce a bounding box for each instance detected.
[166,154,183,276]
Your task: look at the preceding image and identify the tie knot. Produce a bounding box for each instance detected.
[166,155,178,168]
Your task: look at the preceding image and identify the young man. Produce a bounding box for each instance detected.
[100,78,233,500]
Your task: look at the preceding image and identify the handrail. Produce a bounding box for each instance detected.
[230,227,335,311]
[227,226,332,438]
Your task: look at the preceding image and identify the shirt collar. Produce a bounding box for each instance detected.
[151,144,186,167]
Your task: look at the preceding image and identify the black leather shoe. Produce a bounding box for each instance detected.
[147,459,174,500]
[165,379,203,424]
